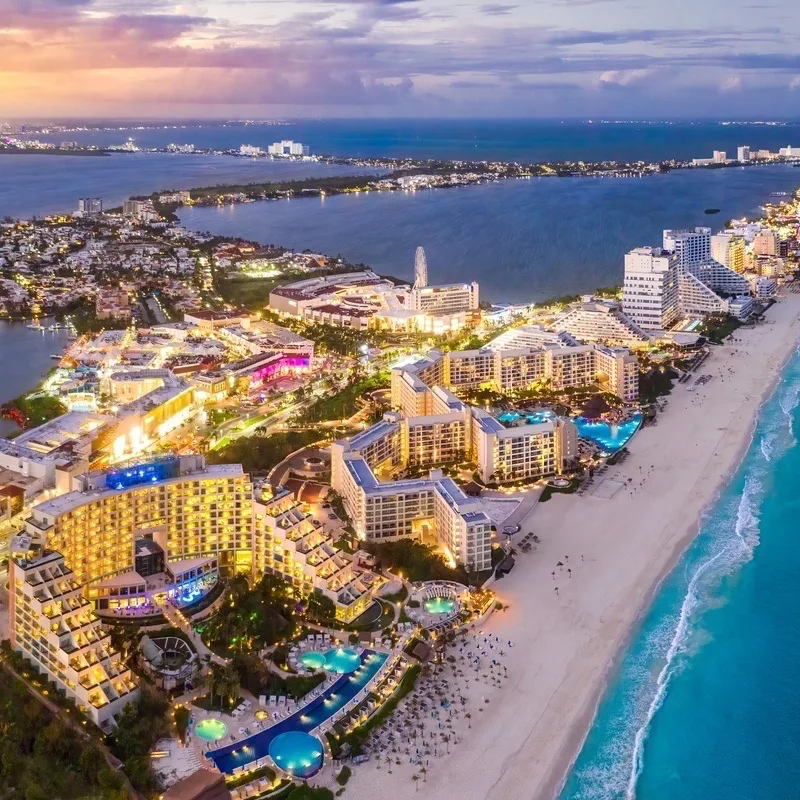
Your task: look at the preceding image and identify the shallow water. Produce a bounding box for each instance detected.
[560,344,800,800]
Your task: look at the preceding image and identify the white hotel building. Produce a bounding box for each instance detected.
[9,551,139,728]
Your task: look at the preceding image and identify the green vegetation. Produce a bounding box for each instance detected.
[201,574,295,655]
[231,652,327,700]
[336,766,352,786]
[698,313,743,344]
[362,539,468,584]
[226,764,277,790]
[208,429,332,474]
[299,373,389,423]
[286,786,335,800]
[0,663,129,800]
[174,705,191,743]
[110,684,171,794]
[539,479,579,503]
[207,407,239,426]
[7,392,67,428]
[638,366,679,404]
[333,665,422,754]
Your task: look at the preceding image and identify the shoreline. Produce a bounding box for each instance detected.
[540,327,799,800]
[346,291,800,800]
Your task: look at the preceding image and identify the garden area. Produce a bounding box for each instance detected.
[297,373,389,424]
[362,539,469,584]
[0,660,130,800]
[207,429,332,474]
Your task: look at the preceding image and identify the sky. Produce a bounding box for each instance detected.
[1,0,799,118]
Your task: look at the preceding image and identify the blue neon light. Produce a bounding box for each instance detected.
[105,456,181,490]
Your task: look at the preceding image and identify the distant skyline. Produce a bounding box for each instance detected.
[2,0,799,118]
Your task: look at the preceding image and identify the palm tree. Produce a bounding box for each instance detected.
[412,775,420,792]
[465,713,472,728]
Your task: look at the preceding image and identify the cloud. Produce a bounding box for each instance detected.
[480,4,516,15]
[720,74,743,92]
[598,69,652,86]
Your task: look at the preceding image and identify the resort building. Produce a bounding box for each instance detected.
[269,256,480,334]
[331,450,493,572]
[408,281,480,316]
[552,299,651,346]
[332,349,584,569]
[710,233,746,274]
[391,339,640,407]
[253,486,375,622]
[24,455,253,612]
[622,247,680,331]
[663,227,712,270]
[9,550,139,728]
[216,320,315,359]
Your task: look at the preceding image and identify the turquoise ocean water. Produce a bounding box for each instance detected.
[560,341,800,800]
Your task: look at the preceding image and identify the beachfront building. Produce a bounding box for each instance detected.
[663,227,712,270]
[392,337,639,406]
[9,550,139,728]
[24,455,253,612]
[552,299,651,346]
[622,247,680,331]
[710,233,746,274]
[332,450,493,572]
[253,485,375,622]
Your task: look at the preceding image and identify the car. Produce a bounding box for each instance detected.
[321,503,330,508]
[328,513,337,519]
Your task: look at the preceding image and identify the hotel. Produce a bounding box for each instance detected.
[253,486,375,623]
[24,455,253,612]
[9,550,139,728]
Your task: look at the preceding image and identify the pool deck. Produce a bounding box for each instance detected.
[206,649,390,775]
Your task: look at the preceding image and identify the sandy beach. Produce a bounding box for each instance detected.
[346,291,800,800]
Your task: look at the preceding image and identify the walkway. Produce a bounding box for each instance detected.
[158,599,228,666]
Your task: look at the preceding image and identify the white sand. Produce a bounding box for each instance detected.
[346,293,800,800]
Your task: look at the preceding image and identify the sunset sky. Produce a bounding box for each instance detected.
[2,0,799,118]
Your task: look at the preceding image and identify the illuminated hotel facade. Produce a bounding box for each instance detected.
[24,455,253,612]
[9,551,139,728]
[253,486,375,622]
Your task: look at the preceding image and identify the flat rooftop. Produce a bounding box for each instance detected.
[32,463,245,518]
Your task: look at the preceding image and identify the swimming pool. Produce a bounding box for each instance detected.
[208,650,388,775]
[195,718,229,742]
[300,651,327,671]
[323,647,361,674]
[498,410,555,425]
[573,413,643,455]
[498,409,642,456]
[268,731,324,779]
[424,597,456,615]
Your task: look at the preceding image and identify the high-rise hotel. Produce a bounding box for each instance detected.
[22,454,253,611]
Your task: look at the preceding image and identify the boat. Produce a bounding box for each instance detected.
[50,354,62,360]
[27,323,44,331]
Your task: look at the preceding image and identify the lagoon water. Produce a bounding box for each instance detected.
[560,344,800,800]
[180,164,800,302]
[0,321,69,436]
[0,153,377,219]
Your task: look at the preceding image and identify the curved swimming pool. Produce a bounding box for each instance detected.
[195,718,229,742]
[300,650,327,670]
[209,650,388,775]
[323,647,361,674]
[268,731,324,778]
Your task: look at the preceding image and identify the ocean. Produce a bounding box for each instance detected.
[559,343,800,800]
[180,164,800,302]
[21,118,800,162]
